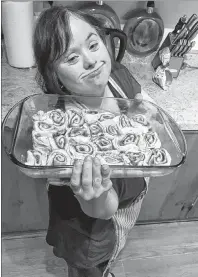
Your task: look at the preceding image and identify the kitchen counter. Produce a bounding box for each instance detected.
[1,51,198,130]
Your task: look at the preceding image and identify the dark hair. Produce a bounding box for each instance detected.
[33,6,108,95]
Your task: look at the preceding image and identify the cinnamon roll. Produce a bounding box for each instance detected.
[46,109,67,126]
[53,134,68,150]
[82,109,100,124]
[25,150,48,166]
[125,151,146,166]
[106,124,122,138]
[67,108,84,128]
[47,149,72,166]
[89,122,104,137]
[96,151,125,165]
[32,131,52,153]
[68,138,96,159]
[33,109,67,134]
[98,112,115,122]
[113,114,132,128]
[132,114,150,127]
[113,133,140,152]
[139,131,161,150]
[93,136,113,151]
[33,121,57,135]
[99,119,122,138]
[144,148,171,166]
[67,124,90,139]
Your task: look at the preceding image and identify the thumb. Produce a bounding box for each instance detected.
[134,93,143,103]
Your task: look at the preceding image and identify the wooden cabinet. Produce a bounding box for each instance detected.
[2,131,198,233]
[1,147,49,233]
[138,131,198,223]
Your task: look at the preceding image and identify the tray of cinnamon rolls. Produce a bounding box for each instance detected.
[2,94,187,178]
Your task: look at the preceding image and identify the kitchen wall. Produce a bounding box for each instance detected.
[34,0,198,51]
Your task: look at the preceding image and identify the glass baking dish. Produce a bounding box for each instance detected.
[2,94,187,178]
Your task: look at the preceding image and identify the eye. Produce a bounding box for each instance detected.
[89,42,99,51]
[66,55,79,65]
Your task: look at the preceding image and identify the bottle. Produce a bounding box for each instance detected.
[123,1,164,56]
[2,1,35,68]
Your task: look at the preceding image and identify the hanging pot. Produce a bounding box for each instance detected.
[123,1,164,57]
[75,1,121,30]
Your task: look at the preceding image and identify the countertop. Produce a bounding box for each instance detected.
[1,50,198,130]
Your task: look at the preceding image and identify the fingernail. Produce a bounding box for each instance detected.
[94,157,101,165]
[85,155,92,161]
[75,159,83,165]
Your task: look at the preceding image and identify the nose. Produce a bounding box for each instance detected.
[83,52,97,70]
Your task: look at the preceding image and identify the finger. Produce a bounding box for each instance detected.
[101,164,112,189]
[82,155,93,192]
[92,157,103,198]
[70,159,83,194]
[92,157,102,188]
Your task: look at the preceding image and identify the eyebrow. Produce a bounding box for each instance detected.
[86,32,97,41]
[66,33,97,56]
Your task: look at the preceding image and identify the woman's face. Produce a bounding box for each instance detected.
[55,14,112,97]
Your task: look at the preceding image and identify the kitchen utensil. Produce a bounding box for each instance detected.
[2,94,187,179]
[182,41,196,56]
[172,14,197,44]
[170,39,186,51]
[172,15,187,35]
[177,41,191,57]
[175,39,188,56]
[186,21,198,41]
[170,40,183,56]
[123,1,164,56]
[185,13,198,30]
[172,24,188,44]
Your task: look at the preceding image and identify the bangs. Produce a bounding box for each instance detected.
[49,11,72,63]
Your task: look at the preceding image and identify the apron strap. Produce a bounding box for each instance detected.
[108,76,128,99]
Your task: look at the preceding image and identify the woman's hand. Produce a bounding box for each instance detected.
[70,155,113,201]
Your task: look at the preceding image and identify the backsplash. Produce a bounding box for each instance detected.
[35,1,198,51]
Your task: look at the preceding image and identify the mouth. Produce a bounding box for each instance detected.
[82,63,104,79]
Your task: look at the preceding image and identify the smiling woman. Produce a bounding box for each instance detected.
[33,5,148,277]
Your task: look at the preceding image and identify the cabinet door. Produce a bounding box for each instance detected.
[2,147,49,233]
[138,131,198,223]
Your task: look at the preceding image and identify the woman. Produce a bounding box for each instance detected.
[33,6,151,277]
